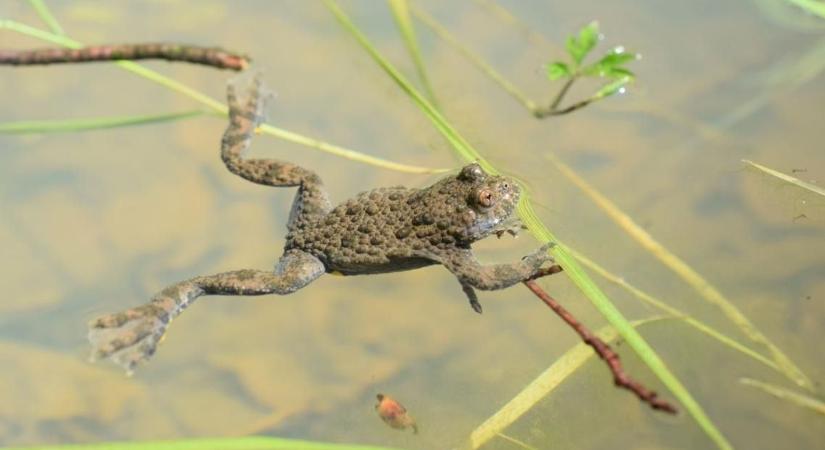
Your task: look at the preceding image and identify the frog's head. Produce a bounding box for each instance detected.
[451,163,521,242]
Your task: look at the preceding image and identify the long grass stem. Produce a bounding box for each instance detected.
[27,0,64,35]
[743,159,825,198]
[563,244,779,371]
[0,110,209,134]
[525,280,677,413]
[410,5,539,112]
[0,19,444,174]
[389,0,439,107]
[323,2,733,448]
[547,153,812,390]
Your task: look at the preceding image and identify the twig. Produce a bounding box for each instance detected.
[0,43,250,71]
[523,279,677,414]
[546,152,812,390]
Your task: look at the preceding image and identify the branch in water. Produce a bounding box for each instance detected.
[0,43,250,71]
[523,279,678,414]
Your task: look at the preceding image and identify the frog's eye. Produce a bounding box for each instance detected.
[476,189,494,208]
[459,163,485,181]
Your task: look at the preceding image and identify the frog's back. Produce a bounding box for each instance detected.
[285,186,436,274]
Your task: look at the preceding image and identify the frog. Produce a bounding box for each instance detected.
[88,75,562,374]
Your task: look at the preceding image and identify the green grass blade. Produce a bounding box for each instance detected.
[743,159,825,198]
[740,378,825,416]
[388,0,439,107]
[0,436,401,450]
[0,110,208,134]
[411,4,539,112]
[783,0,825,19]
[547,153,813,391]
[27,0,64,35]
[0,19,444,175]
[563,244,779,371]
[323,2,733,448]
[495,432,540,450]
[471,0,555,49]
[468,317,667,449]
[517,199,732,450]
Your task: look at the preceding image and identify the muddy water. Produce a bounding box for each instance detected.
[1,1,823,449]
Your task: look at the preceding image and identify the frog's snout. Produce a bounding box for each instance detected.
[497,178,520,204]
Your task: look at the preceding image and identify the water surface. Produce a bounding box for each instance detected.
[1,1,823,449]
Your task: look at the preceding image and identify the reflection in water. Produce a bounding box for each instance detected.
[0,1,823,449]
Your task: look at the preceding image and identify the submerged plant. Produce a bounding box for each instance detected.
[538,21,638,117]
[2,2,817,450]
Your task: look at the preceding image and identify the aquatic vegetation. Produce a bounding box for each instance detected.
[323,1,731,447]
[539,21,637,117]
[0,436,402,450]
[743,159,825,198]
[411,9,636,118]
[0,110,209,134]
[468,317,667,449]
[0,20,442,174]
[1,1,821,449]
[740,378,825,416]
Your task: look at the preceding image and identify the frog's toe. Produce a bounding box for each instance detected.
[88,311,165,375]
[523,243,555,266]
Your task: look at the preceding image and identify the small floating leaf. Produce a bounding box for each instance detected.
[545,61,571,80]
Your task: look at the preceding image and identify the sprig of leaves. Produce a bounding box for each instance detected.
[537,21,638,117]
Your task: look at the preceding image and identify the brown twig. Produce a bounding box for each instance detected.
[0,43,250,71]
[523,279,678,414]
[527,264,565,281]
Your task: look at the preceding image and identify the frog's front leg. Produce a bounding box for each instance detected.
[438,244,560,313]
[88,250,325,374]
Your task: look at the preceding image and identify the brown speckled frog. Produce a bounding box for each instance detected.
[88,76,561,374]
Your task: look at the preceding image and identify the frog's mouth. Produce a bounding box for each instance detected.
[493,216,527,239]
[466,211,522,241]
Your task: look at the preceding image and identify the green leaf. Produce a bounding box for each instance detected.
[581,48,637,77]
[604,66,635,79]
[594,76,631,99]
[566,21,599,65]
[545,61,571,80]
[597,49,636,68]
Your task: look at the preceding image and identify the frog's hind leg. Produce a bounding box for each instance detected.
[88,250,325,374]
[221,74,331,229]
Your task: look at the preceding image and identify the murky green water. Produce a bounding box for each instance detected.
[1,1,824,449]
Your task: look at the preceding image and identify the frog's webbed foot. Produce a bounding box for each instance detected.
[89,251,326,374]
[88,304,170,375]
